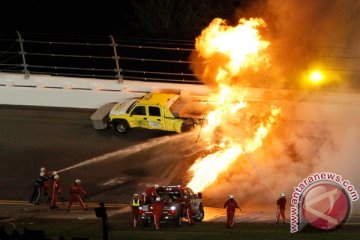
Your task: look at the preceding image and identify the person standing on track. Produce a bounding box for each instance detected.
[40,167,48,193]
[145,184,159,203]
[224,195,241,228]
[195,192,203,212]
[130,193,141,227]
[40,167,53,203]
[183,195,194,225]
[30,171,49,205]
[67,179,88,212]
[276,192,287,224]
[50,174,63,209]
[152,197,164,230]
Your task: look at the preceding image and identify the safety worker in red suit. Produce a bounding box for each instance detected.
[50,174,63,209]
[40,167,53,203]
[145,184,159,203]
[152,196,164,230]
[224,195,241,228]
[183,195,194,225]
[67,179,88,212]
[48,171,59,202]
[130,193,141,227]
[276,192,287,224]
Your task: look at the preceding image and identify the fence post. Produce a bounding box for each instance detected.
[109,35,122,83]
[16,31,30,79]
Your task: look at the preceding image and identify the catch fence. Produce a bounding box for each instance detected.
[0,31,200,84]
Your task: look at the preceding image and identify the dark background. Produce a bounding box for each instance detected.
[0,0,254,37]
[4,1,358,90]
[0,0,261,83]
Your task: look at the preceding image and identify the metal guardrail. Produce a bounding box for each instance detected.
[0,31,200,84]
[2,31,360,87]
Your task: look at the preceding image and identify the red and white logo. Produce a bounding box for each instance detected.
[301,182,350,230]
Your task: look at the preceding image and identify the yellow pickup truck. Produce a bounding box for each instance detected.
[91,92,204,134]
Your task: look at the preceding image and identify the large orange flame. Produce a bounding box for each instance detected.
[187,18,280,193]
[195,18,270,84]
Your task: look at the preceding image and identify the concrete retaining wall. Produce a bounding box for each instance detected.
[0,73,210,109]
[1,73,360,123]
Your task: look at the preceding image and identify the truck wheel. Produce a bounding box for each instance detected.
[194,209,205,222]
[114,120,130,133]
[181,119,194,133]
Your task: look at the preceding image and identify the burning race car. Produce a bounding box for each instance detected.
[139,185,204,226]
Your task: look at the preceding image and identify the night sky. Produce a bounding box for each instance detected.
[0,1,132,35]
[0,0,248,37]
[0,0,252,82]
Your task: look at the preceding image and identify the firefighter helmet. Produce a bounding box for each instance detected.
[40,171,45,177]
[75,179,81,184]
[156,197,161,202]
[52,171,57,176]
[154,184,159,188]
[40,167,46,172]
[133,193,139,197]
[280,192,285,197]
[54,174,59,179]
[228,195,234,199]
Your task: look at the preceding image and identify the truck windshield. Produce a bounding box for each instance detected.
[126,100,138,114]
[156,189,182,200]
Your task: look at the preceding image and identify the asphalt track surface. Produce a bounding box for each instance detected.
[1,104,360,239]
[0,105,200,203]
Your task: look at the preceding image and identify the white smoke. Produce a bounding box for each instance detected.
[265,0,360,88]
[201,92,360,213]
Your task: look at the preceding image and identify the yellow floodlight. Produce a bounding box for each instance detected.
[308,70,324,84]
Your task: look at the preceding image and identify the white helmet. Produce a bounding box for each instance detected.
[280,192,286,197]
[134,193,139,197]
[40,167,46,172]
[54,174,59,179]
[40,172,45,177]
[75,179,81,184]
[52,171,58,176]
[228,195,234,199]
[141,192,147,196]
[156,197,161,202]
[154,184,159,188]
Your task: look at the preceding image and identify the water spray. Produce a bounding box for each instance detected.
[58,132,194,173]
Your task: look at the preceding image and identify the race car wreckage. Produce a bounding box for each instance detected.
[139,185,204,227]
